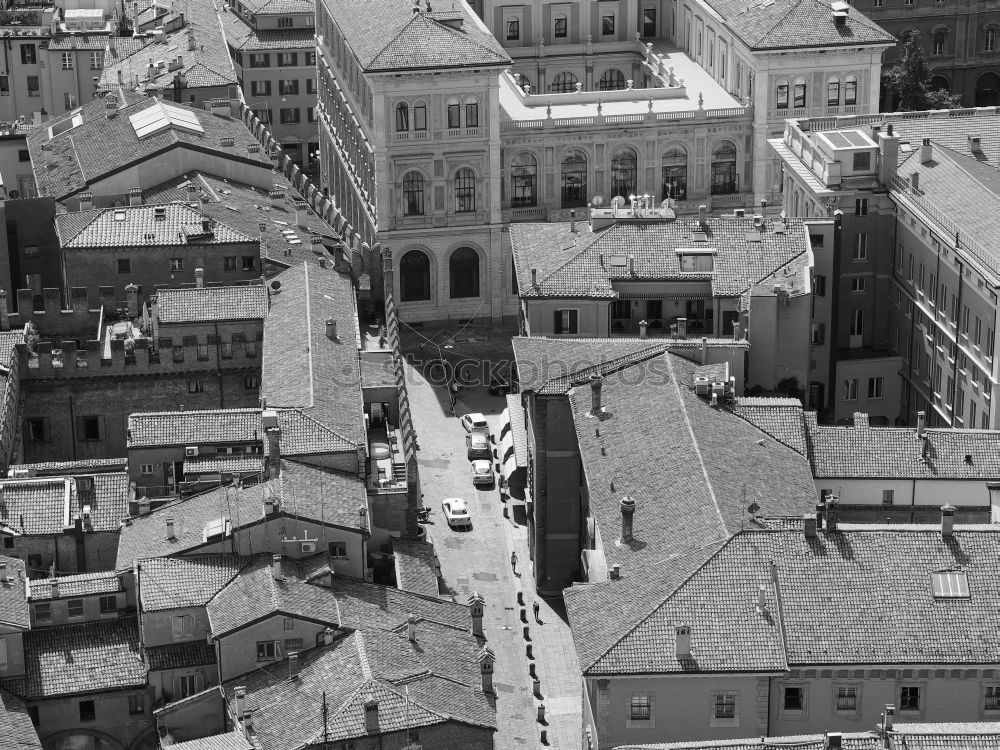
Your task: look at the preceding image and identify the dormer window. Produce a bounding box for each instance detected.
[677,249,716,272]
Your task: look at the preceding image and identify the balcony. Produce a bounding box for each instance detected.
[368,425,407,494]
[391,131,429,142]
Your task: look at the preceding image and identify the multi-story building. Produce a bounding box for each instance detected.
[771,108,1000,427]
[222,0,317,167]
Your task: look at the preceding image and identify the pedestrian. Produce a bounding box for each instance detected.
[510,551,518,574]
[533,600,541,624]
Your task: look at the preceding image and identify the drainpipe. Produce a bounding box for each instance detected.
[827,211,843,414]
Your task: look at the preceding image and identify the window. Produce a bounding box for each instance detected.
[611,148,637,197]
[188,379,205,393]
[710,141,738,195]
[454,168,476,213]
[814,275,826,296]
[413,102,426,130]
[793,81,806,107]
[251,80,271,96]
[882,489,894,505]
[128,694,144,715]
[932,570,970,597]
[2,537,11,549]
[117,259,131,274]
[561,151,587,207]
[280,108,300,124]
[662,147,687,200]
[21,44,36,65]
[776,82,789,109]
[506,18,519,40]
[447,97,461,128]
[277,52,297,66]
[868,377,884,399]
[98,595,117,614]
[845,77,858,105]
[79,700,95,722]
[554,309,579,335]
[172,674,203,699]
[599,69,627,91]
[449,247,480,298]
[601,14,615,36]
[224,256,238,271]
[241,256,255,272]
[244,374,259,389]
[90,51,103,69]
[171,615,193,639]
[283,617,295,630]
[976,317,983,348]
[402,172,424,216]
[399,250,431,302]
[836,686,858,711]
[855,198,868,216]
[250,53,269,68]
[828,78,840,106]
[986,686,1000,711]
[811,323,826,344]
[629,694,651,721]
[853,152,871,171]
[510,152,537,208]
[988,28,997,53]
[277,16,293,27]
[554,16,568,38]
[329,541,347,558]
[783,686,804,712]
[933,33,945,56]
[34,603,51,621]
[851,310,864,336]
[306,51,316,65]
[713,692,736,719]
[27,76,39,96]
[285,637,304,650]
[64,93,77,111]
[551,71,579,93]
[140,464,154,475]
[843,378,858,401]
[643,8,657,36]
[306,79,316,95]
[854,233,868,260]
[80,416,101,441]
[874,0,883,6]
[170,258,183,271]
[0,78,9,96]
[900,686,921,711]
[279,79,299,95]
[466,98,479,128]
[253,108,272,124]
[26,418,47,443]
[256,641,279,661]
[851,278,867,293]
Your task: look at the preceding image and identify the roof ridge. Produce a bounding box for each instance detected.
[282,408,355,446]
[365,12,423,69]
[534,231,603,287]
[542,343,671,391]
[729,404,807,457]
[931,142,1000,198]
[355,629,372,680]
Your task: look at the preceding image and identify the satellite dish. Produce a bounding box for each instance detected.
[592,195,604,207]
[610,195,625,208]
[7,190,18,199]
[270,280,281,290]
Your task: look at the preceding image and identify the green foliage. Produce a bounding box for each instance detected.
[884,31,962,111]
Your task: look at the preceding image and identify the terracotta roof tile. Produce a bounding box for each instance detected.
[733,397,807,454]
[0,689,41,750]
[127,408,263,448]
[167,733,252,750]
[391,538,440,597]
[0,558,29,630]
[29,571,123,601]
[138,555,247,611]
[9,458,127,476]
[276,409,356,456]
[222,12,316,50]
[705,0,893,49]
[56,204,253,248]
[146,640,218,671]
[0,479,72,536]
[184,454,265,475]
[157,285,268,323]
[615,731,881,750]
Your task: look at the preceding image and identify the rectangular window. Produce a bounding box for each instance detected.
[307,107,316,123]
[853,152,871,171]
[90,51,103,69]
[305,51,316,65]
[34,603,50,621]
[629,694,651,721]
[279,79,299,95]
[986,686,1000,711]
[506,18,519,40]
[851,278,866,293]
[250,80,271,96]
[843,378,858,401]
[21,44,36,65]
[851,309,864,336]
[868,376,884,399]
[140,464,154,475]
[27,76,39,96]
[713,692,736,719]
[64,93,77,111]
[26,418,47,443]
[836,686,858,711]
[79,700,95,722]
[172,674,202,700]
[0,78,10,97]
[285,637,304,650]
[280,108,300,124]
[128,694,144,715]
[277,52,297,66]
[643,8,657,36]
[813,274,826,296]
[554,309,579,335]
[117,259,131,274]
[256,641,278,660]
[828,80,840,106]
[171,615,193,639]
[855,198,868,216]
[306,79,316,95]
[882,489,894,505]
[447,102,461,129]
[811,323,826,345]
[793,82,806,108]
[250,53,270,68]
[80,416,101,441]
[854,233,868,260]
[170,258,183,271]
[776,83,789,109]
[242,256,256,271]
[188,379,205,393]
[329,541,347,558]
[783,686,804,711]
[283,617,295,630]
[244,374,259,389]
[224,256,238,271]
[68,599,84,618]
[601,15,615,36]
[554,16,567,37]
[900,686,920,711]
[277,16,293,27]
[61,52,74,70]
[976,317,983,348]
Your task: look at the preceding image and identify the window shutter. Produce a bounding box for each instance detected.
[0,637,7,668]
[195,673,204,692]
[98,416,105,441]
[553,310,562,334]
[75,417,84,441]
[569,310,578,333]
[171,677,182,698]
[43,417,50,442]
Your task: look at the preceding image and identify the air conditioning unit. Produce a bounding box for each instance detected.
[75,476,93,492]
[301,541,317,554]
[185,446,199,457]
[693,375,711,396]
[7,468,29,479]
[263,499,275,515]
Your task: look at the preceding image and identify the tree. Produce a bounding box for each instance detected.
[883,30,962,111]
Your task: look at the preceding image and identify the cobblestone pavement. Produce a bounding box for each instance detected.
[404,355,583,749]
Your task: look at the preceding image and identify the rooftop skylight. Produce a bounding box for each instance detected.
[931,570,970,598]
[128,101,205,140]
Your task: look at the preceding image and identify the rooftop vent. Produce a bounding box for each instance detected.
[969,134,982,153]
[831,0,849,24]
[154,206,167,221]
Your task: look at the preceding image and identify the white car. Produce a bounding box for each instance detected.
[471,460,494,487]
[461,412,489,434]
[441,498,472,529]
[467,431,491,460]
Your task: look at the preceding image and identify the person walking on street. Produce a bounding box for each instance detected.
[533,600,541,624]
[511,551,518,575]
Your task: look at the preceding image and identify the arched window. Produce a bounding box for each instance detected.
[930,75,950,92]
[710,141,738,195]
[599,69,627,91]
[827,76,840,106]
[506,18,520,41]
[561,151,587,208]
[845,75,858,106]
[661,147,687,201]
[987,27,997,52]
[515,73,533,93]
[976,72,1000,106]
[511,152,537,208]
[793,77,807,108]
[446,97,461,129]
[933,32,945,56]
[554,15,567,38]
[551,72,579,93]
[455,168,476,213]
[450,247,480,299]
[399,249,431,302]
[465,96,479,128]
[402,172,424,216]
[611,148,637,198]
[395,102,408,132]
[413,100,427,131]
[776,79,789,109]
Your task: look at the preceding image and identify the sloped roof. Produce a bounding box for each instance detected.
[615,731,881,750]
[0,689,41,750]
[510,217,810,300]
[138,555,247,611]
[55,204,253,248]
[0,558,28,630]
[0,479,71,536]
[156,285,268,323]
[328,575,470,633]
[391,538,440,597]
[222,11,316,50]
[167,732,252,750]
[732,397,807,455]
[276,409,357,456]
[146,640,217,671]
[184,454,264,475]
[29,571,123,601]
[322,0,509,72]
[8,457,127,476]
[128,408,263,448]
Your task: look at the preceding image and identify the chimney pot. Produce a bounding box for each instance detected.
[917,410,927,439]
[941,503,955,537]
[803,514,817,538]
[531,267,538,287]
[288,652,299,679]
[195,267,204,288]
[271,554,282,580]
[619,495,636,543]
[326,318,337,340]
[165,518,175,540]
[243,710,253,731]
[675,625,691,657]
[570,209,576,233]
[589,374,603,414]
[758,584,767,611]
[363,696,379,735]
[883,704,895,731]
[698,204,707,226]
[825,498,839,532]
[477,644,496,693]
[815,503,825,529]
[920,138,932,164]
[407,613,417,642]
[234,687,246,718]
[50,580,59,599]
[910,171,920,192]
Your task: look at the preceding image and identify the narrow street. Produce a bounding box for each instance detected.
[404,351,583,749]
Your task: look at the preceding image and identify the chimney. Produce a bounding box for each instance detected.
[620,496,636,543]
[941,503,955,537]
[610,563,621,579]
[50,579,59,599]
[825,498,839,532]
[186,183,199,203]
[325,318,337,340]
[910,171,920,192]
[295,201,309,228]
[803,514,817,538]
[878,130,900,184]
[639,319,648,338]
[825,732,842,750]
[128,187,142,206]
[287,652,299,679]
[590,375,603,414]
[269,188,285,209]
[407,613,417,642]
[917,410,927,439]
[883,704,895,732]
[675,625,691,658]
[0,290,8,332]
[243,710,253,732]
[234,687,246,719]
[570,209,576,233]
[468,591,485,637]
[758,584,767,611]
[126,283,139,318]
[920,138,932,164]
[271,554,283,580]
[105,95,117,118]
[700,336,708,365]
[363,696,379,735]
[195,267,204,288]
[265,427,281,478]
[79,192,93,211]
[477,644,496,694]
[117,69,123,86]
[815,503,825,530]
[165,518,175,540]
[531,268,538,287]
[322,628,335,645]
[698,204,707,226]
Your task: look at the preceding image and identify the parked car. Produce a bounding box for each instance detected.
[471,460,494,487]
[441,498,472,529]
[461,412,489,433]
[467,431,491,460]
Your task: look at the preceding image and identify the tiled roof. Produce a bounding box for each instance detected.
[359,357,397,389]
[184,454,265,475]
[222,12,316,50]
[504,394,528,467]
[127,408,263,448]
[29,571,122,601]
[510,217,810,300]
[391,538,440,597]
[279,460,368,528]
[615,732,881,750]
[0,331,23,369]
[704,0,893,49]
[806,418,1000,479]
[329,576,470,633]
[0,479,71,536]
[138,555,247,611]
[47,34,113,51]
[582,527,1000,676]
[156,285,268,323]
[55,204,253,248]
[323,0,509,72]
[3,617,145,698]
[221,625,492,750]
[733,397,807,455]
[0,689,41,750]
[262,263,366,447]
[276,409,356,456]
[234,0,314,14]
[80,473,131,533]
[29,93,269,200]
[145,640,217,671]
[0,558,29,629]
[8,457,127,476]
[888,723,1000,750]
[167,732,252,750]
